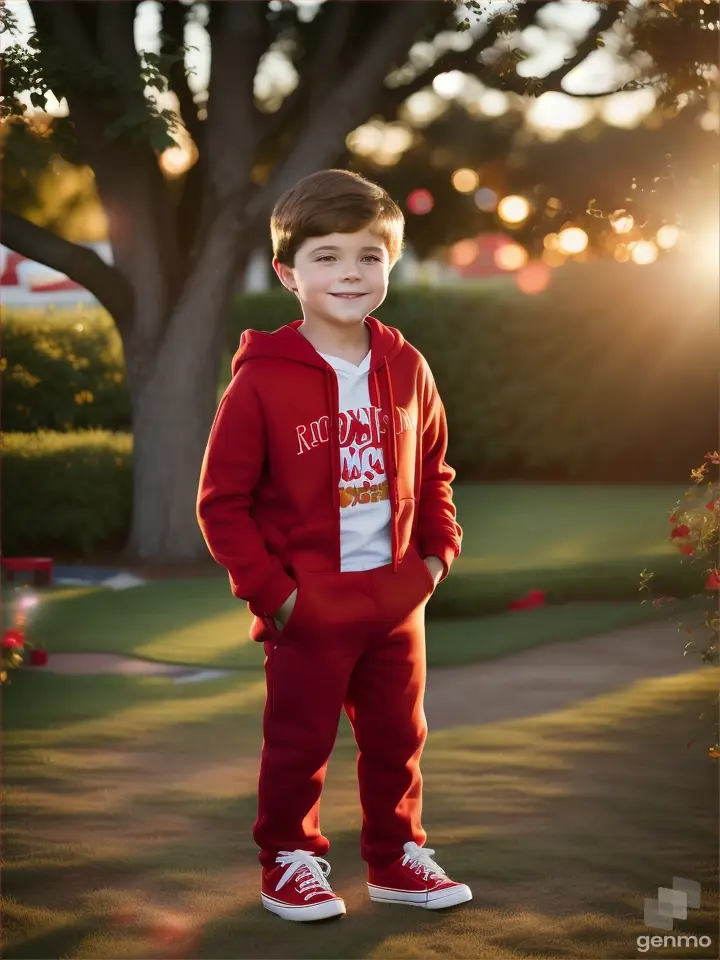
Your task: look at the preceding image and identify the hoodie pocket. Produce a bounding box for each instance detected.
[410,542,436,597]
[267,584,305,640]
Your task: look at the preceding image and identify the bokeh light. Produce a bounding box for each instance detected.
[474,187,498,212]
[494,242,528,271]
[699,110,720,133]
[432,71,466,99]
[630,240,659,265]
[614,244,631,263]
[451,168,480,193]
[558,227,589,255]
[543,233,560,250]
[479,89,510,117]
[609,210,634,234]
[516,261,551,295]
[407,189,434,215]
[498,195,530,224]
[656,224,680,249]
[542,247,567,268]
[160,145,195,176]
[449,239,479,267]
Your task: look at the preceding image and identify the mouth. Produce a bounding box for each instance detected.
[330,293,368,300]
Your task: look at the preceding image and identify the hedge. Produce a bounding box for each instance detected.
[3,261,718,482]
[2,430,132,557]
[2,306,130,432]
[227,261,718,483]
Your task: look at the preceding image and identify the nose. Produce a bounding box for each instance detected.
[341,265,361,281]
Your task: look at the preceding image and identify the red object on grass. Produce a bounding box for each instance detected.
[1,629,25,649]
[1,557,53,586]
[29,649,48,666]
[508,589,547,611]
[706,569,720,590]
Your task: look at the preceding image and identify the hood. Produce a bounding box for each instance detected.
[230,316,404,378]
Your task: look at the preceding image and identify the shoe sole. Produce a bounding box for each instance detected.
[261,893,346,922]
[368,883,473,910]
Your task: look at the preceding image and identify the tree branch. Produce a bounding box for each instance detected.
[28,2,182,344]
[377,0,553,118]
[161,0,202,148]
[257,1,363,155]
[249,0,436,229]
[479,0,632,96]
[301,0,359,115]
[2,211,134,333]
[204,1,269,201]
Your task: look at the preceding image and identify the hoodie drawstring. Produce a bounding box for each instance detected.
[373,361,399,572]
[325,369,342,571]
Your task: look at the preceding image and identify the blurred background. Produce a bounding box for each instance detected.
[2,0,718,573]
[1,4,719,957]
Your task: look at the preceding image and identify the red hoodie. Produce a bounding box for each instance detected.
[197,316,461,634]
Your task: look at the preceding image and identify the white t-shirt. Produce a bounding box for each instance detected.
[318,349,393,572]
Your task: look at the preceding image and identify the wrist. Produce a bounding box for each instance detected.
[423,555,444,583]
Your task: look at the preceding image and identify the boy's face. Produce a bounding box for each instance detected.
[273,225,390,330]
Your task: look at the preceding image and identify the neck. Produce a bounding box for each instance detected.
[297,317,370,357]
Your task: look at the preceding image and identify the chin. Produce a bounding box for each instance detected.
[322,305,372,325]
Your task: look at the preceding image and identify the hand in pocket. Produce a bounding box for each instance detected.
[273,587,298,632]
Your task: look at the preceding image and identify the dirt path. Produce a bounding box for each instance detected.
[40,620,700,729]
[425,620,700,729]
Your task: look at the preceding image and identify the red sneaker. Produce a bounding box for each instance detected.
[368,842,472,910]
[261,849,346,922]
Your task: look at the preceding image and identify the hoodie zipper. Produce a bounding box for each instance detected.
[373,366,399,572]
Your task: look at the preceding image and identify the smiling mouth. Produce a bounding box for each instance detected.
[330,293,368,299]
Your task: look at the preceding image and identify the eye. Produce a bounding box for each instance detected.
[362,255,381,263]
[316,255,336,262]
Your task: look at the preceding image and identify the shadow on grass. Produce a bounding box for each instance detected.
[3,666,719,959]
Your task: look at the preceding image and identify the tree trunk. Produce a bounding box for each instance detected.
[123,243,250,564]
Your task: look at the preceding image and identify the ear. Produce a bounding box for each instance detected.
[272,256,297,293]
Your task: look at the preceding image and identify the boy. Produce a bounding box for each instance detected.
[197,169,469,922]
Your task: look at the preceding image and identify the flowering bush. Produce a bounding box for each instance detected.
[1,588,44,683]
[640,451,720,759]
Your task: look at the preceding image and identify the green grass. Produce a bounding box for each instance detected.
[4,577,687,671]
[1,481,699,669]
[428,483,698,616]
[3,666,717,960]
[453,483,683,568]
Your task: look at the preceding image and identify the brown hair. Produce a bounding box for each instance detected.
[271,169,405,266]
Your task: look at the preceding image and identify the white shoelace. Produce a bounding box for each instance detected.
[274,849,334,901]
[401,842,448,881]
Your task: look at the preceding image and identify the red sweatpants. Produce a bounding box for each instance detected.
[253,543,435,869]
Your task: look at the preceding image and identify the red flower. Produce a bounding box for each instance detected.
[680,544,695,555]
[1,629,25,649]
[706,569,720,590]
[508,589,547,611]
[671,524,690,539]
[707,500,718,512]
